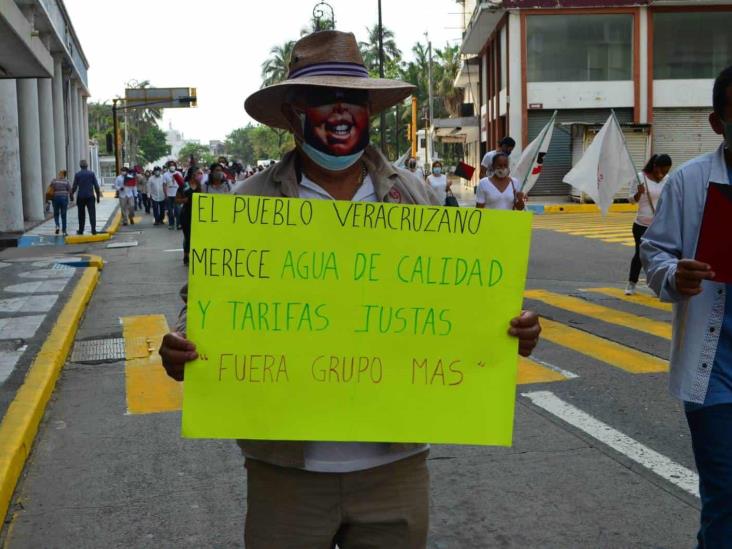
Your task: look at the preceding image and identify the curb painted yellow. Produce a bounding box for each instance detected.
[82,254,105,270]
[64,209,121,245]
[543,204,638,214]
[0,267,100,523]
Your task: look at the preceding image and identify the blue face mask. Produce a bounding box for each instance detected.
[433,167,442,175]
[300,141,364,171]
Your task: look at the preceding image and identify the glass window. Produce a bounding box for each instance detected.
[654,12,732,79]
[527,15,633,82]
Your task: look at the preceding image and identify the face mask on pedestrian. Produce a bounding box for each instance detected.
[212,171,225,182]
[169,167,176,173]
[432,167,442,175]
[495,167,510,179]
[153,170,160,176]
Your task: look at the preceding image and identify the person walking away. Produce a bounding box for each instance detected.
[178,166,202,266]
[407,157,425,180]
[475,153,526,211]
[158,31,541,548]
[204,163,233,194]
[70,159,101,235]
[642,65,732,547]
[49,169,71,236]
[148,167,166,225]
[625,154,672,295]
[480,137,516,178]
[426,160,453,205]
[163,162,183,230]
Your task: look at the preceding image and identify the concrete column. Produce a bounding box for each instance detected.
[16,79,45,221]
[507,12,524,154]
[638,7,649,124]
[0,81,25,232]
[81,96,89,163]
[65,79,74,178]
[68,80,79,175]
[72,83,82,169]
[37,78,56,190]
[52,56,66,173]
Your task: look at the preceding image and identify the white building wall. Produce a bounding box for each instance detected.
[654,80,715,108]
[507,12,523,154]
[527,81,634,110]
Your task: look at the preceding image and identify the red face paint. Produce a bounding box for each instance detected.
[303,102,370,157]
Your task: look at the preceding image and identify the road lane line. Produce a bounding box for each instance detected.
[122,315,182,414]
[517,357,571,385]
[522,390,699,497]
[580,287,672,312]
[525,289,671,340]
[539,318,667,374]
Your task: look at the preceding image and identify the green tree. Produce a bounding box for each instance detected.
[225,126,255,165]
[88,102,114,148]
[137,124,171,165]
[359,24,402,76]
[178,142,215,167]
[434,44,463,118]
[261,41,295,87]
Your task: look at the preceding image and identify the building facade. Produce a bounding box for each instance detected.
[454,0,731,196]
[0,0,90,232]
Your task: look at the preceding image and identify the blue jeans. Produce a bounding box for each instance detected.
[151,200,165,223]
[52,196,69,233]
[686,404,732,547]
[166,196,180,228]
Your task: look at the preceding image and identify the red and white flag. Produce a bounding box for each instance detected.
[516,111,556,194]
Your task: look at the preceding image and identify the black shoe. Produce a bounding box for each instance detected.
[76,230,83,235]
[55,228,59,235]
[91,230,97,235]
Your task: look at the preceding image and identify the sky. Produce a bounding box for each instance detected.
[64,0,463,144]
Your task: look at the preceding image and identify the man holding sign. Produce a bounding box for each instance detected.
[642,65,732,546]
[160,31,540,548]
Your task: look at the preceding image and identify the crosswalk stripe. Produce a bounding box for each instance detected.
[517,357,569,384]
[581,287,672,312]
[539,318,668,373]
[525,289,672,340]
[560,228,631,236]
[122,315,182,414]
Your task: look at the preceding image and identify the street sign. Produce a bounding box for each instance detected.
[124,87,197,109]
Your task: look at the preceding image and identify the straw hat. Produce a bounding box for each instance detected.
[245,30,415,130]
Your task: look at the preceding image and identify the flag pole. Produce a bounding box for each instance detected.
[520,110,557,193]
[611,109,644,190]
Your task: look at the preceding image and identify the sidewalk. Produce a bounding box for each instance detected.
[18,197,119,247]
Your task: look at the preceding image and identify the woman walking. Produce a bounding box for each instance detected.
[427,160,453,205]
[49,169,71,236]
[625,154,672,295]
[178,167,203,266]
[475,153,525,211]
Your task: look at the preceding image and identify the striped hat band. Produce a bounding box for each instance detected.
[288,62,369,80]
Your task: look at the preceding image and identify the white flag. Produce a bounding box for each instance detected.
[563,114,637,215]
[516,112,556,194]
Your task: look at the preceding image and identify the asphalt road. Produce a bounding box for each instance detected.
[0,207,699,548]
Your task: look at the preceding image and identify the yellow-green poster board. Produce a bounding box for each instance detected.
[182,194,532,445]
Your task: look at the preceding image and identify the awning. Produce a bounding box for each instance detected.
[432,117,480,144]
[461,1,505,55]
[455,56,480,89]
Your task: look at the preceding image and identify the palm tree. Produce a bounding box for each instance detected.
[124,80,163,165]
[435,44,464,118]
[261,41,295,87]
[358,24,401,76]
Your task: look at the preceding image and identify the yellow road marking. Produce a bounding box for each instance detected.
[540,318,668,373]
[123,315,182,414]
[560,228,631,235]
[580,287,673,312]
[524,289,671,340]
[517,357,567,384]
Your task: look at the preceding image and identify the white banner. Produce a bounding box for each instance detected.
[516,112,556,194]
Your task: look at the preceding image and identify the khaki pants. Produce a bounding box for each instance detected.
[119,195,135,223]
[244,452,430,549]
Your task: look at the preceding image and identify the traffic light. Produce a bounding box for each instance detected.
[188,88,197,108]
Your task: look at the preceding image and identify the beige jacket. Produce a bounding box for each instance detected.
[176,145,440,468]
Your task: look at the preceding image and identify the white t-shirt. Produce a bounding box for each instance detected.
[427,173,449,196]
[630,172,667,227]
[296,173,428,473]
[476,176,519,210]
[147,175,166,202]
[163,171,180,198]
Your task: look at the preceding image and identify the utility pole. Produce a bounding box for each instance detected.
[425,33,434,165]
[411,96,418,157]
[378,0,386,155]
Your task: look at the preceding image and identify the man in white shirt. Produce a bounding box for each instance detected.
[480,137,516,178]
[147,166,166,225]
[114,166,136,225]
[163,161,182,230]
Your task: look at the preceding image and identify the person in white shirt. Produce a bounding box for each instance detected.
[625,153,672,295]
[475,152,525,211]
[426,160,450,204]
[147,167,167,225]
[163,162,183,230]
[480,137,516,178]
[114,166,136,225]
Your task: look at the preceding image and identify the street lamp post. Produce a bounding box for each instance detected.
[378,0,386,155]
[312,2,335,31]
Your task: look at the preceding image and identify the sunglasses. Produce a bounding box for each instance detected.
[302,88,369,107]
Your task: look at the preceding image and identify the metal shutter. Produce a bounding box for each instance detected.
[652,108,722,169]
[528,108,633,196]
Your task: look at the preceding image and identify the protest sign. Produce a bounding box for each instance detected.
[182,194,532,445]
